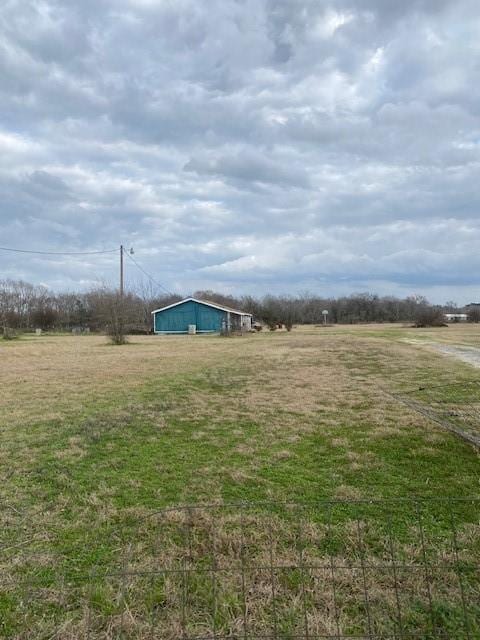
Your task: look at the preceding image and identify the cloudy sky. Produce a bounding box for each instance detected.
[0,0,479,302]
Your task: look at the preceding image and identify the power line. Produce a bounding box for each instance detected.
[0,245,117,256]
[124,250,173,295]
[0,243,173,295]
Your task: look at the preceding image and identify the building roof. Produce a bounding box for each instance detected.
[151,297,253,316]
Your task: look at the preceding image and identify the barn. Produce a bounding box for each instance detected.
[152,298,253,334]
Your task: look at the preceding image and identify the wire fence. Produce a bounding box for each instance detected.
[2,498,480,639]
[394,381,480,447]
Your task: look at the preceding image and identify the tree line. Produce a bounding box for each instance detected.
[1,279,479,335]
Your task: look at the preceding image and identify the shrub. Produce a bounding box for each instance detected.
[2,327,18,340]
[31,307,58,330]
[107,302,128,345]
[413,306,446,327]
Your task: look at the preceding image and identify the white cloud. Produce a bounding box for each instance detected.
[0,0,478,303]
[312,9,355,39]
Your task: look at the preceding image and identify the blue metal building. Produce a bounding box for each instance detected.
[152,297,253,334]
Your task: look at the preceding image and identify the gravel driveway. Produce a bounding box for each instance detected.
[430,343,480,368]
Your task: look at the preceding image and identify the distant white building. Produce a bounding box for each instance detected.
[444,313,468,322]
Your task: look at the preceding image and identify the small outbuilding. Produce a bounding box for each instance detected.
[152,297,253,334]
[444,313,468,323]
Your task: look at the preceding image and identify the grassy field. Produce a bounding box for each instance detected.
[1,324,479,638]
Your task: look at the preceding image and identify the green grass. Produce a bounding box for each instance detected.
[1,325,479,637]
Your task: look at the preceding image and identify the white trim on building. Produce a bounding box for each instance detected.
[151,297,253,317]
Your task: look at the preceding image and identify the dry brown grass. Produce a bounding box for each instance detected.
[1,325,480,638]
[1,325,477,506]
[0,334,224,423]
[1,323,478,425]
[1,325,478,504]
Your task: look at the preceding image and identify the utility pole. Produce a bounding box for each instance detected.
[120,244,124,298]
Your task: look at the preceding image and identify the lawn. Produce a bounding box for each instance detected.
[0,325,479,638]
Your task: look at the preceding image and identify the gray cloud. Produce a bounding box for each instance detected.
[0,0,479,303]
[184,148,311,188]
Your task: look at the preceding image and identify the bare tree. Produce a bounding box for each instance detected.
[132,279,182,333]
[87,287,138,344]
[1,278,473,332]
[466,305,480,323]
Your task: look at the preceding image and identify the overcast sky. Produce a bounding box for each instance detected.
[0,0,479,303]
